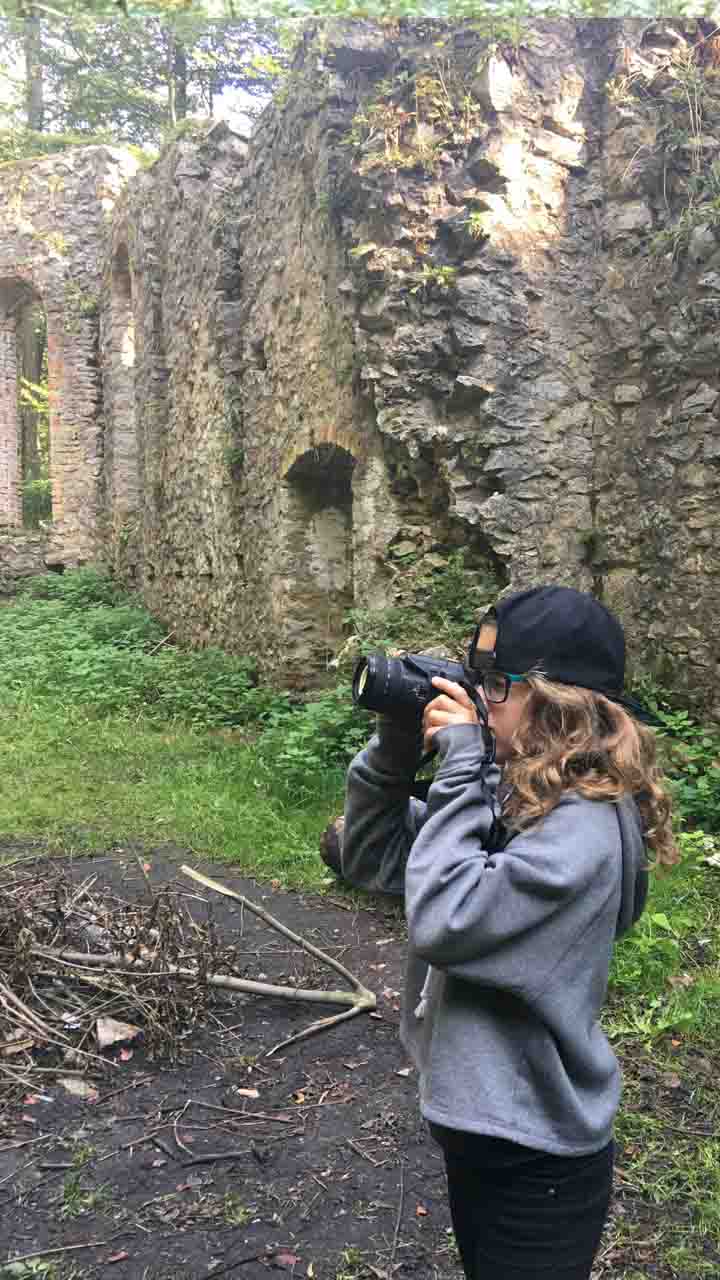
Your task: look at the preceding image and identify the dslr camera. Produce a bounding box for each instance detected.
[352,651,483,725]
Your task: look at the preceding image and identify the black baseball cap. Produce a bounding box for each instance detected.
[470,585,658,725]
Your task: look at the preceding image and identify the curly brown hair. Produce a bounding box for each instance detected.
[502,675,679,868]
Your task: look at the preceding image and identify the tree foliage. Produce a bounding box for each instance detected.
[0,12,285,148]
[0,0,713,22]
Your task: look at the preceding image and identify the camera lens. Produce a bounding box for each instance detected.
[352,655,389,711]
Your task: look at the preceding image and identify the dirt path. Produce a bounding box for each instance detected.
[1,845,718,1280]
[0,847,459,1280]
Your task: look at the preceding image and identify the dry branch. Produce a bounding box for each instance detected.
[0,858,377,1103]
[179,865,377,1054]
[28,946,372,1010]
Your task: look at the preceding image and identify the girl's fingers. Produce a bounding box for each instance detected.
[430,677,476,710]
[426,694,463,716]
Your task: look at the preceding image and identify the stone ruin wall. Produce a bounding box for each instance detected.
[0,18,719,715]
[0,146,139,580]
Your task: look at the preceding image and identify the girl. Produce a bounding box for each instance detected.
[342,585,677,1280]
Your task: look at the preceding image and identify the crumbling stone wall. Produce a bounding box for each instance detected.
[0,146,138,583]
[2,19,719,714]
[219,16,716,708]
[219,17,716,707]
[100,124,252,637]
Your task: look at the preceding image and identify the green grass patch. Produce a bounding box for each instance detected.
[0,699,344,889]
[614,1087,720,1250]
[0,569,370,887]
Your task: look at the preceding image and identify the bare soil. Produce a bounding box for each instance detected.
[1,844,718,1280]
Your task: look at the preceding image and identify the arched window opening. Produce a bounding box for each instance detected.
[282,444,356,675]
[0,279,52,528]
[18,296,51,527]
[107,244,138,518]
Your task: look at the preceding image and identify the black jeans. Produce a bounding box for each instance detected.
[429,1122,614,1280]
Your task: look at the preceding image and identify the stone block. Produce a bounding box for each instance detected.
[604,200,653,237]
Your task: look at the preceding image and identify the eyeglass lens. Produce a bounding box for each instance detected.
[482,671,510,704]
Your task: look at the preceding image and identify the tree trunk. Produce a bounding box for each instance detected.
[165,28,176,127]
[173,38,188,120]
[23,8,44,132]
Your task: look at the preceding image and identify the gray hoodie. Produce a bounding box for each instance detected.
[342,718,648,1156]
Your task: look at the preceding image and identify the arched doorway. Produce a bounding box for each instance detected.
[0,278,52,528]
[280,443,356,676]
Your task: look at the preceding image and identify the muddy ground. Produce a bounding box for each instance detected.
[0,845,717,1280]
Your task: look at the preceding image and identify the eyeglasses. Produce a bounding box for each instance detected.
[467,620,526,704]
[474,669,527,704]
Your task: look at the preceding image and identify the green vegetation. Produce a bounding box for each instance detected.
[409,262,458,294]
[603,675,720,1044]
[1,568,719,1273]
[60,1173,112,1220]
[0,569,366,886]
[607,35,720,262]
[346,548,498,658]
[223,1194,252,1227]
[343,46,485,179]
[634,676,720,834]
[0,14,283,152]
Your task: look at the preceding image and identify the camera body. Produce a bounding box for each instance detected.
[352,652,471,723]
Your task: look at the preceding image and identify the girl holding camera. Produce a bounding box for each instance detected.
[342,585,677,1280]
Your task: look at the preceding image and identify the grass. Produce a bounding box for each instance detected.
[0,698,343,890]
[60,1174,112,1221]
[605,1043,720,1277]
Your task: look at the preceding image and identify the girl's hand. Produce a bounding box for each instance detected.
[422,677,480,753]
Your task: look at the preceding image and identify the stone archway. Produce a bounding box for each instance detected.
[278,443,356,677]
[0,278,52,529]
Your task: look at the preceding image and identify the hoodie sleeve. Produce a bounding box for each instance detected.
[405,723,625,999]
[342,717,427,898]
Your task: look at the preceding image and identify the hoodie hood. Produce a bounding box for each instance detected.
[615,796,649,937]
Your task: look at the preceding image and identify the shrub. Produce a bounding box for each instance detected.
[632,677,720,833]
[257,684,373,796]
[346,549,498,660]
[19,567,127,609]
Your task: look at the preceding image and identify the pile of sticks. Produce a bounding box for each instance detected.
[0,860,375,1107]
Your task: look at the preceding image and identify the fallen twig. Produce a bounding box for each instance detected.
[0,977,66,1043]
[95,1075,154,1106]
[29,946,371,1008]
[190,1101,297,1123]
[179,865,376,1054]
[202,1249,269,1277]
[390,1161,406,1273]
[173,1100,192,1156]
[1,1240,108,1267]
[152,1135,178,1162]
[347,1137,384,1167]
[0,1155,36,1188]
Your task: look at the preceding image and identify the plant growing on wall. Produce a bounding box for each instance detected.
[609,27,720,261]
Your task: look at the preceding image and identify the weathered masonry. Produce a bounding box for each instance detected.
[1,18,719,714]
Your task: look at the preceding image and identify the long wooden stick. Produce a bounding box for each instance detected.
[180,865,372,995]
[28,948,372,1009]
[178,865,377,1056]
